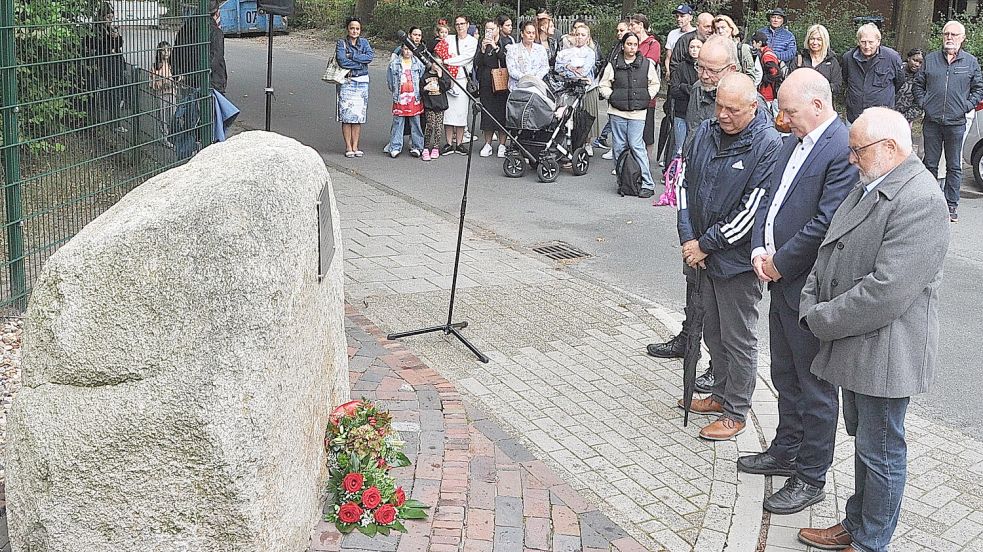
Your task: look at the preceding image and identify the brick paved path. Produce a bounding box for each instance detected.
[329,164,983,552]
[311,307,646,552]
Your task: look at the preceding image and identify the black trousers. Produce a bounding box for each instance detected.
[765,288,839,487]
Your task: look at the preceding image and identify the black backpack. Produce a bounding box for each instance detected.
[616,148,643,197]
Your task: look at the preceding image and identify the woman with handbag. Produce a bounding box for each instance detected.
[335,17,374,158]
[434,15,478,155]
[473,19,510,158]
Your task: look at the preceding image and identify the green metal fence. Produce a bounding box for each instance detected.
[0,0,214,310]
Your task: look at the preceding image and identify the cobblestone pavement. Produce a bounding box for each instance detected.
[311,307,646,552]
[330,163,983,552]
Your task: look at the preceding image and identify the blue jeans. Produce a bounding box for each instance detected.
[921,119,965,210]
[841,390,910,552]
[610,114,655,190]
[599,119,611,139]
[672,116,688,154]
[387,115,423,153]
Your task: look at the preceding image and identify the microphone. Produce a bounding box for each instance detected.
[395,30,419,54]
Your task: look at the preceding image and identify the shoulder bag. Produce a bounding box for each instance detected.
[456,35,480,95]
[491,51,509,93]
[322,40,351,84]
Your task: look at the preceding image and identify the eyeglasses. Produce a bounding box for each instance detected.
[455,22,468,26]
[849,138,888,157]
[696,64,730,75]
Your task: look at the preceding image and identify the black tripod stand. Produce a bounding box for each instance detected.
[386,35,531,364]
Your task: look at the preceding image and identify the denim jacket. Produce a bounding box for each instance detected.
[387,55,426,103]
[677,109,783,279]
[336,37,373,78]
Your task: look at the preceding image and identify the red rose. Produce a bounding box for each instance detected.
[361,486,382,509]
[374,503,397,525]
[342,472,364,493]
[376,457,388,469]
[338,502,362,524]
[394,487,406,507]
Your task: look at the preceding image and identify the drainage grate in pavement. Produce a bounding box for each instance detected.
[531,241,591,262]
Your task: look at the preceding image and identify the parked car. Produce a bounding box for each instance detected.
[961,101,983,185]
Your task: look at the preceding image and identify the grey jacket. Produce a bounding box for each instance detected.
[913,48,983,126]
[800,155,951,398]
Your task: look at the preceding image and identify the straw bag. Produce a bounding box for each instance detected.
[491,66,509,93]
[322,56,350,84]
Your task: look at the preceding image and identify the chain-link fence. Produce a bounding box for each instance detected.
[0,0,214,310]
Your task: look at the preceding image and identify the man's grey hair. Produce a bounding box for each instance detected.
[856,23,881,41]
[719,73,758,104]
[943,20,966,35]
[702,35,738,68]
[857,107,913,155]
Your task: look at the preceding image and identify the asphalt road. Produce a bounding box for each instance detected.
[222,35,983,434]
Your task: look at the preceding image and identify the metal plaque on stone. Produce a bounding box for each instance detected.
[317,183,335,282]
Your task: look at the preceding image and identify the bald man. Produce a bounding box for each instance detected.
[675,74,782,441]
[798,107,949,552]
[739,69,857,515]
[668,12,714,77]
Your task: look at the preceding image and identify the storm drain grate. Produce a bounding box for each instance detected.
[531,241,591,261]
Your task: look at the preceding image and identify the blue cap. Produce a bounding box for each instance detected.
[673,4,693,14]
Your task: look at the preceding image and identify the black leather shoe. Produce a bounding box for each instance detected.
[646,335,685,359]
[737,452,796,476]
[764,476,826,515]
[694,366,714,393]
[638,188,655,198]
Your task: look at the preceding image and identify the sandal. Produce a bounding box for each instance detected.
[345,151,356,158]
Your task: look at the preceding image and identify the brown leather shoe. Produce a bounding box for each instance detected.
[798,523,852,549]
[677,396,724,414]
[699,416,745,440]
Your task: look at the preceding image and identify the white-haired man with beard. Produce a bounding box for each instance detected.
[797,107,950,552]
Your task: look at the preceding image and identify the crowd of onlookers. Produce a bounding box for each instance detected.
[330,6,979,552]
[330,5,981,217]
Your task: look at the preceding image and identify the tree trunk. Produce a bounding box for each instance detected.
[354,0,378,25]
[895,0,934,57]
[622,0,637,18]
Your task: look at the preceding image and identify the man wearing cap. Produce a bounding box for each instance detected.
[665,4,695,77]
[757,8,796,63]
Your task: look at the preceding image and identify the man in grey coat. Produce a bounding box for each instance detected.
[796,107,951,552]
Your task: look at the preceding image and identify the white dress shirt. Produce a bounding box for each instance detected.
[751,114,838,262]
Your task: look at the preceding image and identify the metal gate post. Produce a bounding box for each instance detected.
[199,0,213,149]
[0,0,26,307]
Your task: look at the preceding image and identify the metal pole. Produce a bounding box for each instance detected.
[0,0,26,307]
[264,12,274,131]
[199,0,213,149]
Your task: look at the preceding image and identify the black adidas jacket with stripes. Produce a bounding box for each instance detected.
[677,108,782,279]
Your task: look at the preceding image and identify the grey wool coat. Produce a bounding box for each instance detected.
[800,154,951,398]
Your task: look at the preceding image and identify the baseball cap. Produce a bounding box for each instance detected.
[673,4,694,14]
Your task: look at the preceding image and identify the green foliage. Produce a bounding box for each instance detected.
[927,17,983,60]
[291,0,354,29]
[370,0,511,42]
[9,0,96,151]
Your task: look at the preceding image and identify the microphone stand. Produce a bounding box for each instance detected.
[386,37,530,364]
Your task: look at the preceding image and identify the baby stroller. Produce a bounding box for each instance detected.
[502,75,595,183]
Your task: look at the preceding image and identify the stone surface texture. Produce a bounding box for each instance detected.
[6,131,348,552]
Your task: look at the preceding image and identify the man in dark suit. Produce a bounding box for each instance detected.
[737,69,857,514]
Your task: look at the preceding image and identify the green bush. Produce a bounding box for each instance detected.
[368,0,510,42]
[291,0,354,29]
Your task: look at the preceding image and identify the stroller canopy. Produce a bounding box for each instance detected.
[506,75,557,130]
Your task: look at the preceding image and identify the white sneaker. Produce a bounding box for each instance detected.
[497,144,506,158]
[390,150,399,158]
[611,169,616,175]
[464,131,477,142]
[602,150,614,160]
[479,143,493,157]
[585,144,594,157]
